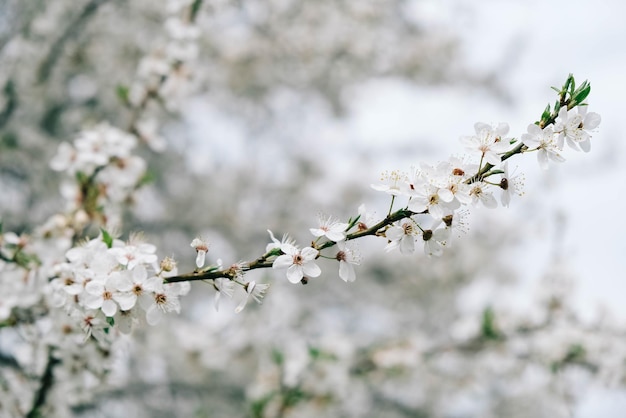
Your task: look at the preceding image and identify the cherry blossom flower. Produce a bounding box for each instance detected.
[83,272,135,317]
[213,277,235,311]
[190,237,209,268]
[498,162,525,207]
[385,219,417,254]
[310,215,348,242]
[420,227,449,257]
[272,244,321,284]
[108,240,158,270]
[554,106,601,152]
[461,122,511,165]
[408,182,458,219]
[440,210,470,241]
[143,283,183,325]
[468,181,498,209]
[356,204,379,232]
[266,230,296,252]
[521,125,565,170]
[235,281,270,313]
[335,242,361,282]
[371,170,407,196]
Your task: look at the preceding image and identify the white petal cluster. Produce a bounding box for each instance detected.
[50,235,189,333]
[522,107,601,169]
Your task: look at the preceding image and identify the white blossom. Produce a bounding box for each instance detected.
[272,244,321,284]
[190,237,209,268]
[310,215,349,242]
[521,124,565,170]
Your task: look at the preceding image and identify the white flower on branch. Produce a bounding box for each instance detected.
[266,229,296,252]
[213,277,235,312]
[235,281,270,313]
[83,272,135,317]
[460,122,512,165]
[420,227,449,257]
[190,237,209,268]
[371,170,407,196]
[272,244,321,284]
[521,125,565,170]
[555,106,601,152]
[310,214,349,242]
[468,181,498,209]
[336,242,361,283]
[385,219,418,254]
[498,162,525,208]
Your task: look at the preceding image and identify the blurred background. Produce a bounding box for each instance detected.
[1,0,624,417]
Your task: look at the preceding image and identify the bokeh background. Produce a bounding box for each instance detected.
[1,0,625,416]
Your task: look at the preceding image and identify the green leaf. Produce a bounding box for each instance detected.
[271,348,284,366]
[190,0,203,20]
[346,214,361,231]
[75,171,89,185]
[540,104,551,123]
[101,228,114,248]
[116,84,130,105]
[250,393,275,418]
[563,343,585,363]
[573,84,591,104]
[480,306,501,341]
[137,169,155,187]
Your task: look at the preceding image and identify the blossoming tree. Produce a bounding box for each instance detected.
[0,1,617,417]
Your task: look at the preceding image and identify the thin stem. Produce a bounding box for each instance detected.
[387,195,396,216]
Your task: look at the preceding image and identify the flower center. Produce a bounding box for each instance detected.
[155,293,167,306]
[293,254,304,265]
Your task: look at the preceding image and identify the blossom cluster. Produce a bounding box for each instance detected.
[49,123,147,227]
[370,104,599,258]
[522,106,601,168]
[128,0,200,117]
[49,234,189,334]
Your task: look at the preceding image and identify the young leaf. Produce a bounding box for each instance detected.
[101,228,114,248]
